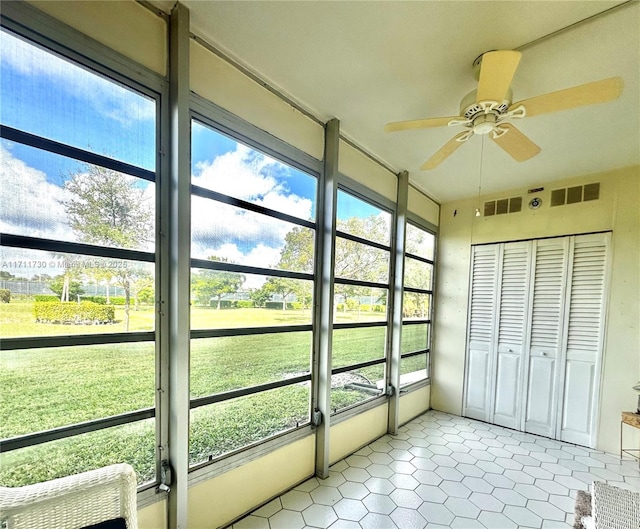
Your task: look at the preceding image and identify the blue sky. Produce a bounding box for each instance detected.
[0,27,389,280]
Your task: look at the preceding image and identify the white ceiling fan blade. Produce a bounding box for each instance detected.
[384,116,465,133]
[420,131,471,170]
[476,50,522,103]
[491,123,540,162]
[510,76,623,117]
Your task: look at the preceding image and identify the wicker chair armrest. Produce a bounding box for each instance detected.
[0,463,137,529]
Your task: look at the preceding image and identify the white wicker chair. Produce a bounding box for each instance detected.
[0,463,138,529]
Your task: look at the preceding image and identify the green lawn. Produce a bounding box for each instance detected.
[0,301,427,486]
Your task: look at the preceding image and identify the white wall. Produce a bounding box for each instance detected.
[432,165,640,454]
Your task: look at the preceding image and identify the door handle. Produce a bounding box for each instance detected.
[541,351,547,356]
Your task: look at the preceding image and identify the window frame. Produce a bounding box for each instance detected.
[329,176,396,415]
[400,213,437,386]
[0,4,169,503]
[187,97,322,472]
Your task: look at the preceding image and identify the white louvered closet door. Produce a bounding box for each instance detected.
[558,233,611,447]
[464,233,610,447]
[524,238,569,438]
[492,242,531,430]
[463,245,499,422]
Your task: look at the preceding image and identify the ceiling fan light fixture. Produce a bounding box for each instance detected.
[473,113,498,135]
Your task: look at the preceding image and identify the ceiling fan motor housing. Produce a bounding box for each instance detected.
[460,88,513,120]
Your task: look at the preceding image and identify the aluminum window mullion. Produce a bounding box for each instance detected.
[191,184,316,230]
[312,118,339,479]
[387,171,408,434]
[190,324,312,339]
[0,234,155,263]
[0,125,156,182]
[331,357,386,376]
[335,230,390,252]
[2,331,155,351]
[334,277,389,290]
[0,407,155,453]
[168,5,191,527]
[189,374,312,409]
[191,258,313,282]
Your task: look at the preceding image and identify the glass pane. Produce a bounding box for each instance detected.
[404,256,433,290]
[331,364,385,413]
[406,223,435,261]
[0,29,155,171]
[191,121,316,221]
[1,141,155,251]
[0,342,154,437]
[401,323,429,354]
[402,292,431,321]
[191,332,311,398]
[332,326,386,369]
[192,196,314,273]
[190,269,312,329]
[335,236,389,283]
[400,353,428,387]
[189,385,310,466]
[0,248,155,337]
[0,419,155,487]
[336,190,391,246]
[333,287,388,324]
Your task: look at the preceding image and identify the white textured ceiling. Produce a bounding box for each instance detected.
[153,1,639,203]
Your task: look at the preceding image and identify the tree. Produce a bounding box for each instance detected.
[258,277,299,310]
[63,164,153,330]
[49,273,85,301]
[191,257,245,309]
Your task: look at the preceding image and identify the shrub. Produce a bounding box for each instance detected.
[346,299,359,310]
[264,301,294,310]
[236,300,254,309]
[34,295,59,302]
[336,303,344,312]
[108,296,126,306]
[373,304,386,312]
[0,289,10,303]
[290,302,303,310]
[34,301,115,324]
[79,296,107,305]
[209,300,237,309]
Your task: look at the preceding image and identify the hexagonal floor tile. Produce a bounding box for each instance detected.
[390,507,427,529]
[268,509,306,529]
[364,477,395,495]
[310,486,342,506]
[281,490,313,511]
[333,498,368,522]
[338,481,369,500]
[359,512,398,529]
[417,501,455,525]
[362,493,397,515]
[443,497,480,519]
[302,504,338,528]
[390,488,423,509]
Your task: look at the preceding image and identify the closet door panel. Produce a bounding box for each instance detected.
[524,239,568,438]
[559,233,610,447]
[493,242,530,429]
[464,245,499,422]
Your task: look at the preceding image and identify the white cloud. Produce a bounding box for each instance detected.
[191,146,313,275]
[0,144,70,241]
[0,30,154,125]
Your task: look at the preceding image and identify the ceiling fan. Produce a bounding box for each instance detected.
[384,50,623,170]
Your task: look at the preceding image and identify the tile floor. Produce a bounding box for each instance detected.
[230,410,640,529]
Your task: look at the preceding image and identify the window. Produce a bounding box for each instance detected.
[0,29,158,486]
[331,189,392,412]
[400,222,435,385]
[188,119,317,467]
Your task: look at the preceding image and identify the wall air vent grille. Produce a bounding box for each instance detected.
[483,196,523,217]
[551,183,600,207]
